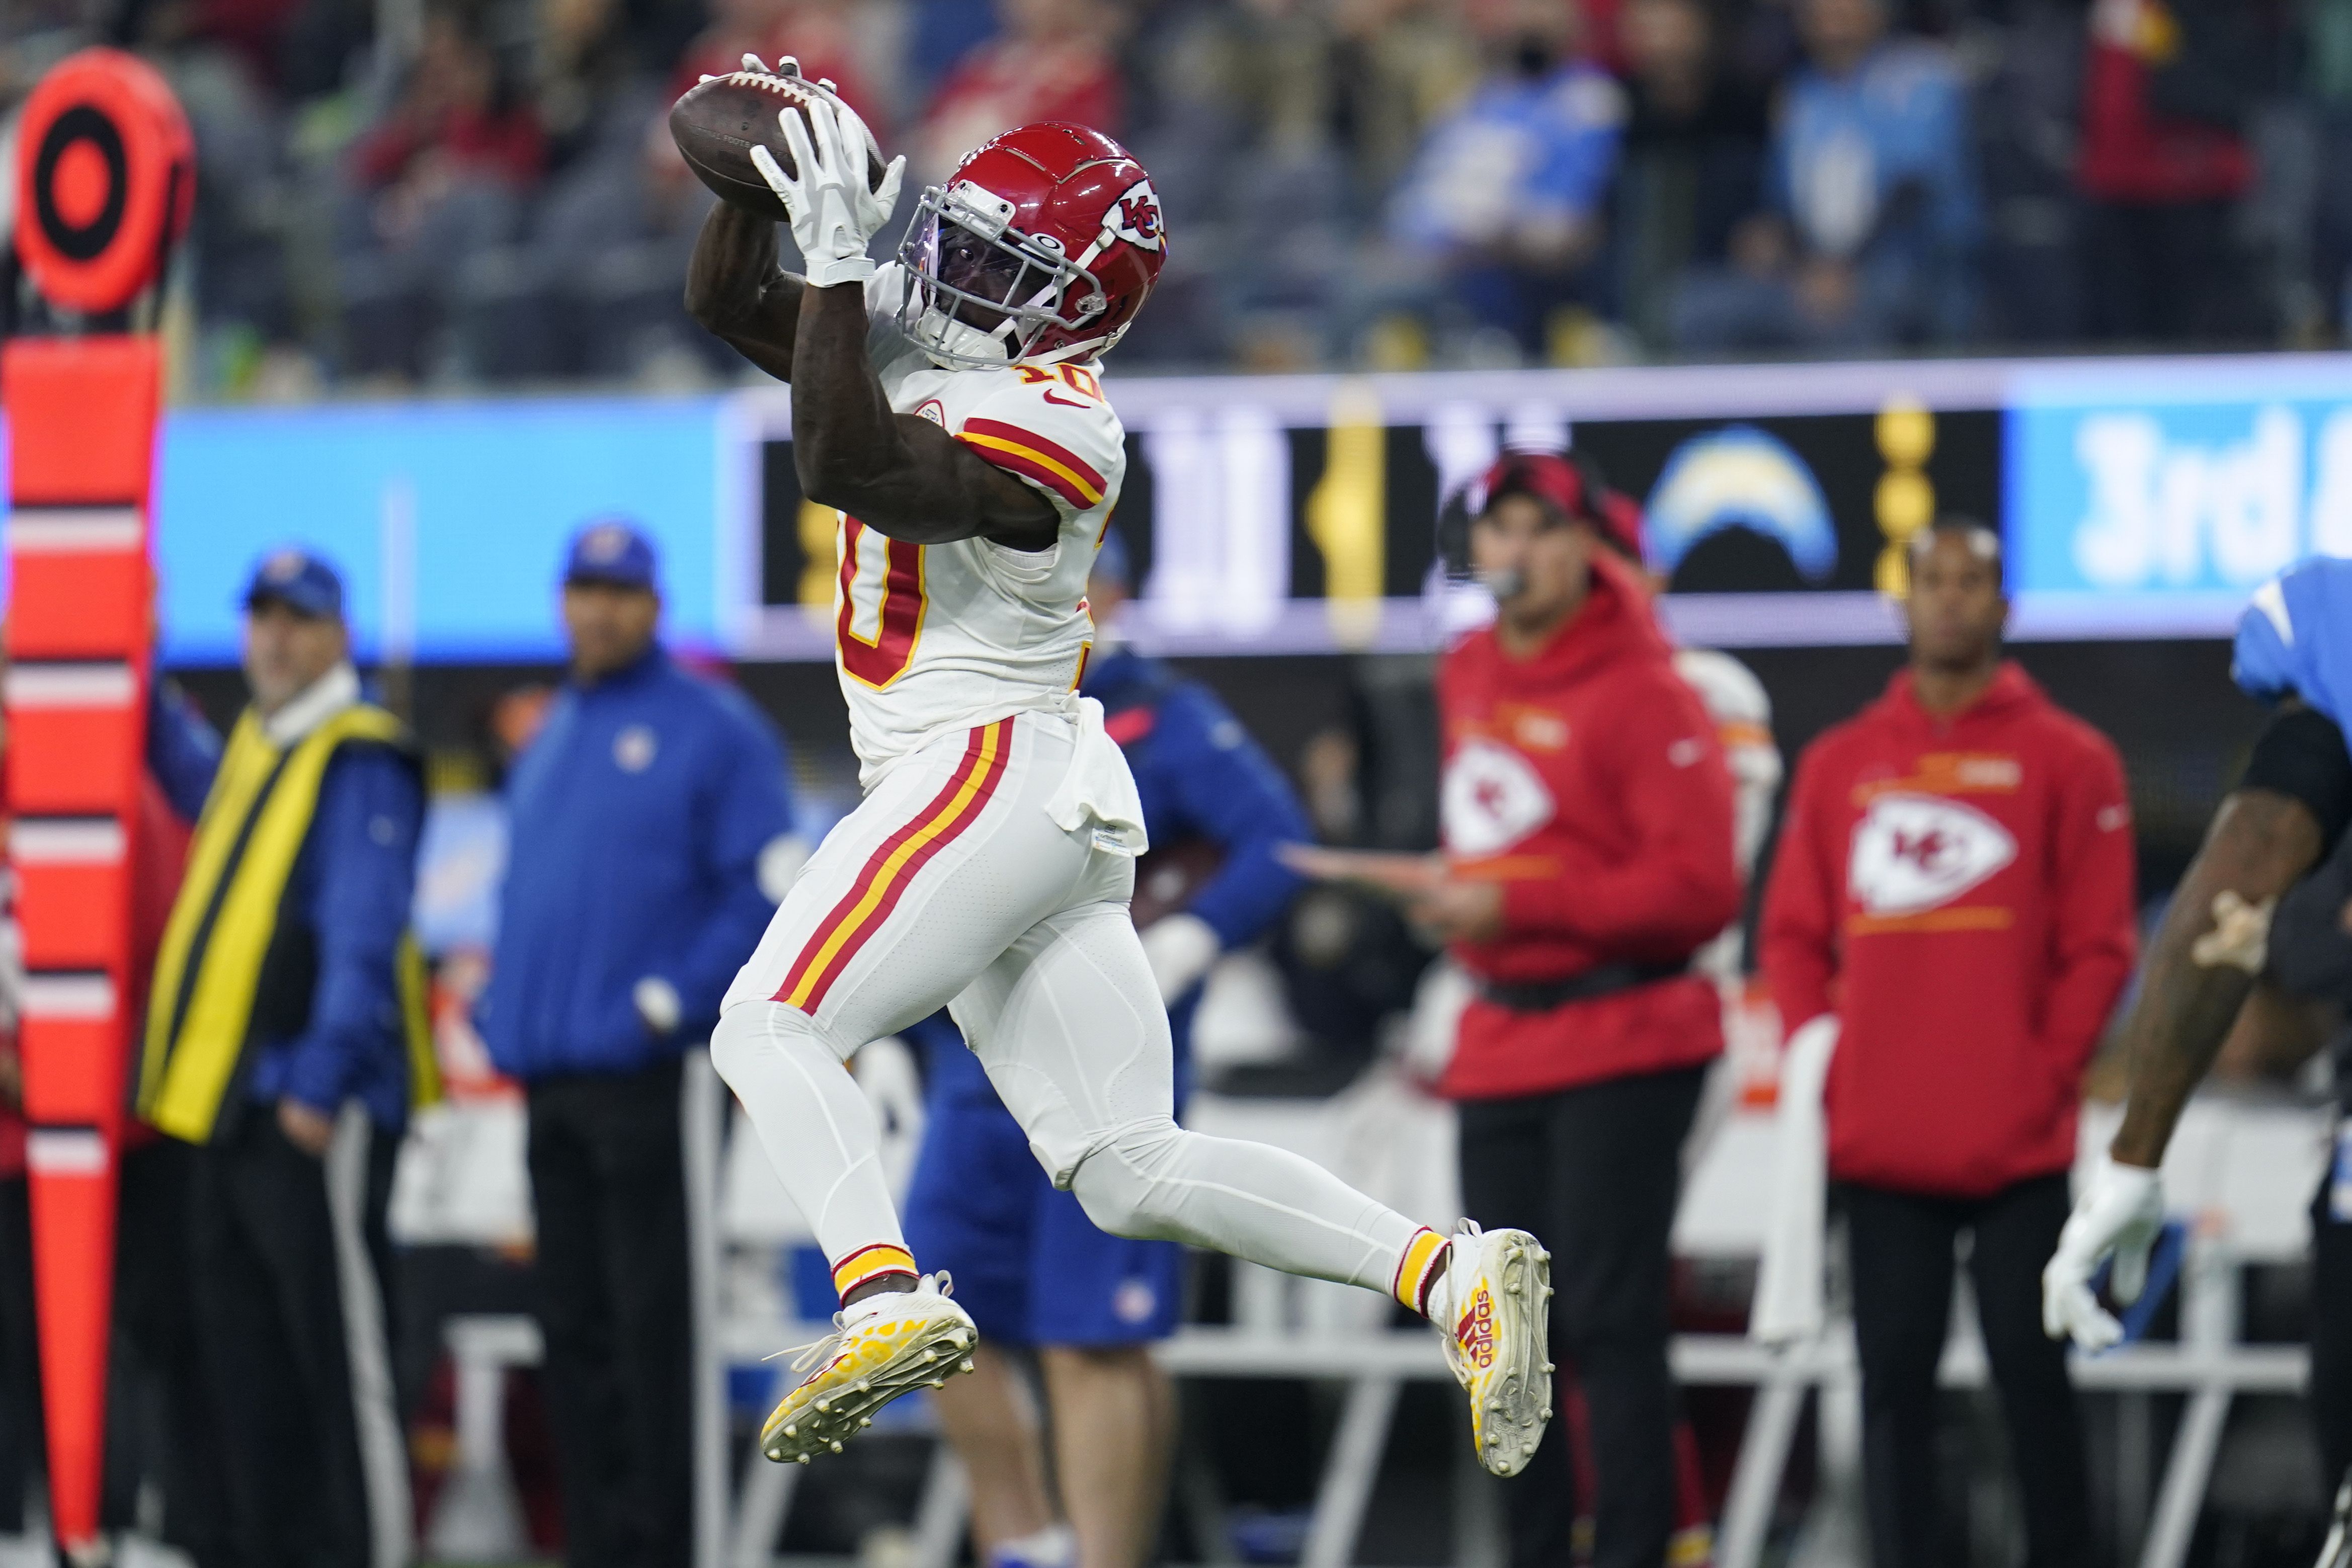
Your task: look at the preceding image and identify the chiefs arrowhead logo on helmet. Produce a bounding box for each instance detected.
[897,122,1168,368]
[1109,179,1164,253]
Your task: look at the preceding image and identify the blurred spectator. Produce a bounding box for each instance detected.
[2309,0,2352,337]
[1331,0,1486,198]
[1674,0,1977,351]
[338,0,544,378]
[913,0,1123,181]
[142,549,430,1568]
[1760,519,2136,1568]
[2076,0,2263,343]
[533,0,650,176]
[674,0,879,131]
[1610,0,1768,349]
[1385,0,1626,359]
[474,522,796,1568]
[1392,453,1739,1568]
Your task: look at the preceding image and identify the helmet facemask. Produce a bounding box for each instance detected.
[897,180,1111,369]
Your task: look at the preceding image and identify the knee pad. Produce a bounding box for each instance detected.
[1068,1118,1188,1242]
[708,999,838,1094]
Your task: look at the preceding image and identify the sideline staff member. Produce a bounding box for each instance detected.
[477,521,796,1568]
[1301,452,1740,1568]
[1762,519,2136,1568]
[143,548,433,1568]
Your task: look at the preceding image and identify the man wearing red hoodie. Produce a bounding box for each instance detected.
[1377,451,1740,1568]
[1761,518,2137,1568]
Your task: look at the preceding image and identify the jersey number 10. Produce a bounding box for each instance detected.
[837,518,926,687]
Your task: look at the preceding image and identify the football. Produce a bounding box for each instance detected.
[668,72,890,220]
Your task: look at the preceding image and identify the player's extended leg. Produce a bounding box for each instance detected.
[711,716,1104,1463]
[952,887,1557,1477]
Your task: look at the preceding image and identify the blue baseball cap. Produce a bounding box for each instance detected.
[563,518,658,590]
[242,547,345,619]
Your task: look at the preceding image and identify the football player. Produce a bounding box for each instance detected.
[2040,554,2352,1554]
[900,531,1313,1568]
[682,62,1552,1478]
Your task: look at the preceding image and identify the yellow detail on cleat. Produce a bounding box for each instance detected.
[760,1274,979,1466]
[1438,1223,1555,1480]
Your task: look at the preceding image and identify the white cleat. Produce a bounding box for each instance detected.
[1434,1221,1554,1478]
[760,1273,978,1464]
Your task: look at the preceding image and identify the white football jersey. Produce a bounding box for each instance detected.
[827,266,1128,788]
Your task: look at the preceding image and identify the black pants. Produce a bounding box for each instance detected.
[1458,1065,1704,1568]
[2312,1178,2352,1496]
[111,1140,234,1567]
[527,1060,693,1568]
[0,1176,35,1536]
[189,1111,403,1568]
[1840,1175,2089,1568]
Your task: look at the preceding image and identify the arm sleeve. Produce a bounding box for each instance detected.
[1496,675,1742,952]
[1759,743,1842,1033]
[656,696,796,1027]
[146,681,222,822]
[2270,835,2352,1003]
[2036,734,2140,1074]
[952,372,1125,524]
[1154,689,1312,949]
[277,748,422,1115]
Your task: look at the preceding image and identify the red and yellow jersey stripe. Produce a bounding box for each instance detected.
[773,718,1016,1014]
[956,418,1108,512]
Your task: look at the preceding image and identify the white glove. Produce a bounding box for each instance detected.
[748,89,904,288]
[2041,1156,2165,1351]
[1139,912,1221,1004]
[633,975,683,1036]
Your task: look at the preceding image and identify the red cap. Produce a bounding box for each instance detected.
[1597,488,1646,563]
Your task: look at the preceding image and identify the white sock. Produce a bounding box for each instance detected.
[710,1001,911,1284]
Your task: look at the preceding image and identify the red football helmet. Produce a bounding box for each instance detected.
[895,122,1166,368]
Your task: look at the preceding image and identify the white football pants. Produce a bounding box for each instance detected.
[711,711,1427,1304]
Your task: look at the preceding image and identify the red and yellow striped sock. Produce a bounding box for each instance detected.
[1391,1227,1450,1319]
[831,1243,917,1302]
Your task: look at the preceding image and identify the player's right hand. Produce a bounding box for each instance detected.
[750,91,903,289]
[2041,1156,2164,1352]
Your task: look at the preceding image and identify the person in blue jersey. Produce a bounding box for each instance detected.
[143,549,429,1568]
[901,530,1310,1568]
[475,520,799,1568]
[2042,555,2352,1559]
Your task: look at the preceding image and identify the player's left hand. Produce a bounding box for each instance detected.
[2041,1156,2164,1351]
[749,91,904,288]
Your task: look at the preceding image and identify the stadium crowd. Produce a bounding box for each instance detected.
[0,0,2339,390]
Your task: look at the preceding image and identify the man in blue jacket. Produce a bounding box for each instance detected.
[143,548,430,1568]
[476,520,796,1568]
[903,532,1310,1568]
